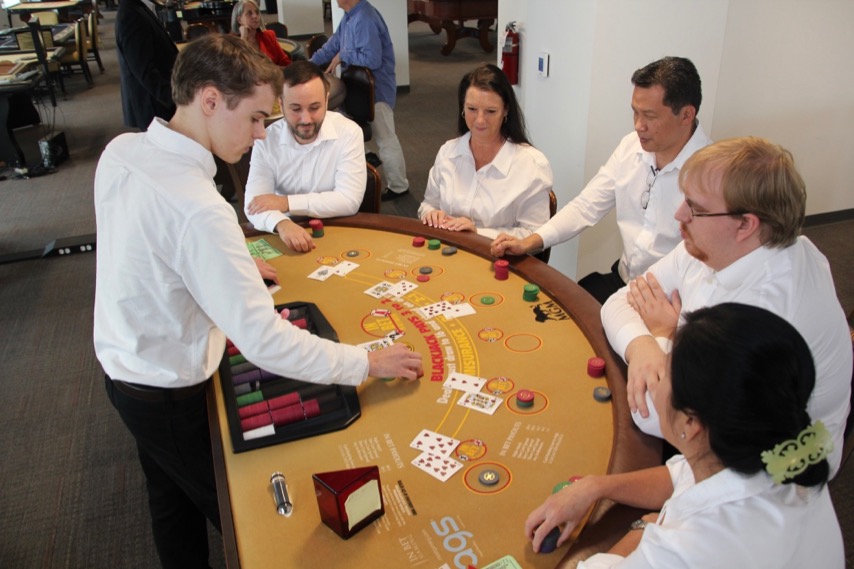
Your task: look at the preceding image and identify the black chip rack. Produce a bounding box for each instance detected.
[217,301,362,453]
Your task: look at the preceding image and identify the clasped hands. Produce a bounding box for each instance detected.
[421,210,476,232]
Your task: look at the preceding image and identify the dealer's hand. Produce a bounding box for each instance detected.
[253,258,279,285]
[440,216,476,232]
[367,343,424,381]
[421,209,448,228]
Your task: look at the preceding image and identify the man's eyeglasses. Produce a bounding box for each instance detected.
[685,200,748,220]
[641,166,658,210]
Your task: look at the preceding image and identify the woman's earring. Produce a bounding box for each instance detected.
[461,111,465,118]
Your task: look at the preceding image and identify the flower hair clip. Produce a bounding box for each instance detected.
[760,421,833,484]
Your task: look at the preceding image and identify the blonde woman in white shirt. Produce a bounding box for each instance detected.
[418,64,552,240]
[525,303,843,568]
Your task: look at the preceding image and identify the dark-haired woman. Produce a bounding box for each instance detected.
[418,64,552,239]
[525,303,843,567]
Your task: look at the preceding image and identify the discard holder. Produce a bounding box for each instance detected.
[312,466,384,539]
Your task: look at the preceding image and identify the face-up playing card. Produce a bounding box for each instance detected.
[444,302,476,320]
[308,266,335,281]
[386,280,418,298]
[409,429,460,457]
[385,329,405,341]
[457,392,502,415]
[416,301,454,320]
[443,372,486,394]
[333,260,359,276]
[357,337,394,352]
[411,451,463,482]
[364,282,395,298]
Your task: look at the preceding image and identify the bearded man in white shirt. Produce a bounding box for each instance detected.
[491,56,712,304]
[245,60,367,253]
[601,136,852,475]
[94,35,422,569]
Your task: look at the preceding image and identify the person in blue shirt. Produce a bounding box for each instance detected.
[310,0,409,199]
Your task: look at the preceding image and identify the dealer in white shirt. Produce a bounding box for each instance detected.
[601,136,852,475]
[491,56,711,304]
[245,60,366,253]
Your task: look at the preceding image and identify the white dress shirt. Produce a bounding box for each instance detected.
[244,111,367,233]
[417,133,553,240]
[94,118,369,389]
[537,124,711,281]
[578,455,844,568]
[601,238,852,474]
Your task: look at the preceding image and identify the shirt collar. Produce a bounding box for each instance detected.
[279,115,338,149]
[147,117,217,178]
[670,466,773,519]
[451,131,516,176]
[713,244,779,290]
[638,121,709,175]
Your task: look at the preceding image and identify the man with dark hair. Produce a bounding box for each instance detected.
[94,36,422,569]
[491,56,711,303]
[115,0,178,130]
[602,137,851,475]
[245,60,366,252]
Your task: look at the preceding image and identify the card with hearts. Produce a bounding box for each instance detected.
[443,372,486,394]
[411,451,463,482]
[409,429,460,457]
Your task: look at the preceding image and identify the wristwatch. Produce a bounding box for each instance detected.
[629,519,648,531]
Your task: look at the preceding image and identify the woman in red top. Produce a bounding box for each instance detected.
[231,0,291,67]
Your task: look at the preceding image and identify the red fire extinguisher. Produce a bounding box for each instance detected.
[501,22,520,85]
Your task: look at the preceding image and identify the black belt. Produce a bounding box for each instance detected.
[112,379,208,402]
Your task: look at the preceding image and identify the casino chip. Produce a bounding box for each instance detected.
[346,250,360,258]
[419,266,433,274]
[427,239,441,250]
[593,386,612,402]
[587,357,606,377]
[478,469,500,486]
[417,274,430,282]
[412,236,426,247]
[480,296,495,305]
[442,246,457,256]
[516,389,535,407]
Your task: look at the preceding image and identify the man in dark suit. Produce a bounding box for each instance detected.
[115,0,179,130]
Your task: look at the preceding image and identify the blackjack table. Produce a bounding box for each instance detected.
[207,213,661,569]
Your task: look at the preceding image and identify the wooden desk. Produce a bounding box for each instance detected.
[207,214,661,568]
[408,0,497,56]
[6,0,88,23]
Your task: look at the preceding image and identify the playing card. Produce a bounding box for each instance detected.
[411,451,463,482]
[387,280,418,298]
[443,372,486,394]
[409,429,460,457]
[416,301,454,320]
[385,329,405,341]
[457,392,502,415]
[333,260,359,276]
[444,302,476,319]
[364,281,395,298]
[357,337,394,352]
[308,266,335,281]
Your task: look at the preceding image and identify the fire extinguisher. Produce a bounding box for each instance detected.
[501,22,520,85]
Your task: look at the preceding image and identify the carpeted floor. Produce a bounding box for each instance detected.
[0,7,852,569]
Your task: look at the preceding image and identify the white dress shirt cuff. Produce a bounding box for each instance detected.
[631,391,663,438]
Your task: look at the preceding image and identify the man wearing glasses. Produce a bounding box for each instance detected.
[490,56,711,303]
[602,137,852,475]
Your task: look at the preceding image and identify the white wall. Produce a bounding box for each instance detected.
[713,1,854,215]
[331,0,410,87]
[499,0,853,281]
[277,0,324,36]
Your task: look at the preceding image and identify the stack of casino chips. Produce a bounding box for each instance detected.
[522,284,540,301]
[494,259,510,281]
[309,219,324,238]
